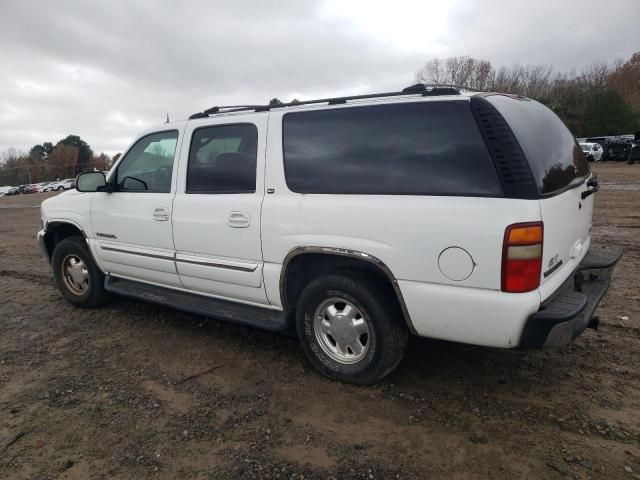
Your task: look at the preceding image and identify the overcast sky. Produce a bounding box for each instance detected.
[0,0,638,155]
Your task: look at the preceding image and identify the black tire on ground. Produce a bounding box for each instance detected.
[295,273,408,385]
[57,186,64,191]
[52,236,110,308]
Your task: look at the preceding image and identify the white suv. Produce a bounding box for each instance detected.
[38,85,621,384]
[579,142,603,162]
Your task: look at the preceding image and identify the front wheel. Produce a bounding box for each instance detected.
[52,236,110,307]
[57,186,63,191]
[296,274,408,385]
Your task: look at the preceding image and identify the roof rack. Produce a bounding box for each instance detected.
[188,83,470,119]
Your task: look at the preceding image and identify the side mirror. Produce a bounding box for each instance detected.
[76,171,107,192]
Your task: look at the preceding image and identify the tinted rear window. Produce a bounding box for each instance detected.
[487,96,590,195]
[282,101,502,196]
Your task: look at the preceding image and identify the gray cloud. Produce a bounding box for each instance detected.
[0,0,637,154]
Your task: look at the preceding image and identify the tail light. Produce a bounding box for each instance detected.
[501,222,543,293]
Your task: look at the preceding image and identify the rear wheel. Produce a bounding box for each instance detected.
[295,273,408,385]
[52,237,110,307]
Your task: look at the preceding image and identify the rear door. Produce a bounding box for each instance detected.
[171,115,269,306]
[487,96,593,297]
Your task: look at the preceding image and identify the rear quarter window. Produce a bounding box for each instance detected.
[282,101,502,196]
[486,96,590,195]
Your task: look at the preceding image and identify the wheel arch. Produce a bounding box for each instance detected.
[279,246,416,334]
[43,220,88,264]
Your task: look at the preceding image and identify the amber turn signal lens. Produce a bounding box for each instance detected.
[502,222,544,293]
[507,225,543,245]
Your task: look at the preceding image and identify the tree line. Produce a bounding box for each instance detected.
[2,53,638,186]
[415,52,640,138]
[0,135,117,186]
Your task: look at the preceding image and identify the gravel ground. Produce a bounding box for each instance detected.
[0,162,639,480]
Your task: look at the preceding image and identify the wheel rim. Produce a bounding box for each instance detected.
[61,254,89,295]
[313,297,370,364]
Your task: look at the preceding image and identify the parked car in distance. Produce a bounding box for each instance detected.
[52,178,76,191]
[18,184,37,194]
[579,142,603,161]
[584,136,609,145]
[5,186,20,196]
[629,140,640,163]
[38,85,622,384]
[604,137,634,161]
[35,182,53,192]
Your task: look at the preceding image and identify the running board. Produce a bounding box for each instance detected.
[104,276,289,332]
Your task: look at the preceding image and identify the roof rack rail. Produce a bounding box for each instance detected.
[188,83,470,119]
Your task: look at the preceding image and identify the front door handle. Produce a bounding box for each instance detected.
[228,211,250,228]
[152,207,170,221]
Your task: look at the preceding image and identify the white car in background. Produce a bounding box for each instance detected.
[36,182,54,192]
[579,142,603,162]
[49,178,76,191]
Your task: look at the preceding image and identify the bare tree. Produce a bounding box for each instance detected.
[414,54,640,137]
[607,52,640,111]
[415,56,492,90]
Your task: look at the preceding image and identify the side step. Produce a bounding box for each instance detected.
[104,276,289,332]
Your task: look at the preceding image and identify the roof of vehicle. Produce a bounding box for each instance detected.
[136,86,533,143]
[182,84,516,125]
[187,84,478,120]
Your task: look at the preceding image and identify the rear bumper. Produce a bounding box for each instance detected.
[519,244,622,348]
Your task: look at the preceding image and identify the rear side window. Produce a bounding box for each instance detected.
[487,96,590,195]
[187,124,257,193]
[282,102,502,196]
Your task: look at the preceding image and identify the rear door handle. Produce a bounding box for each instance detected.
[152,207,170,221]
[228,211,250,228]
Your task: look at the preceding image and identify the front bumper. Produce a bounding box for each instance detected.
[37,228,50,264]
[519,244,622,348]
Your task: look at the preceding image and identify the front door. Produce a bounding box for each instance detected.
[91,129,183,287]
[171,116,268,305]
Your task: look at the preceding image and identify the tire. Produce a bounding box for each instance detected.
[295,273,408,385]
[57,186,64,191]
[52,236,110,308]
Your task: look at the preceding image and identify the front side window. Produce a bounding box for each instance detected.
[116,130,178,193]
[186,124,257,193]
[282,101,501,196]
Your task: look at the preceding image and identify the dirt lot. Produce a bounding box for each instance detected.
[1,162,639,480]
